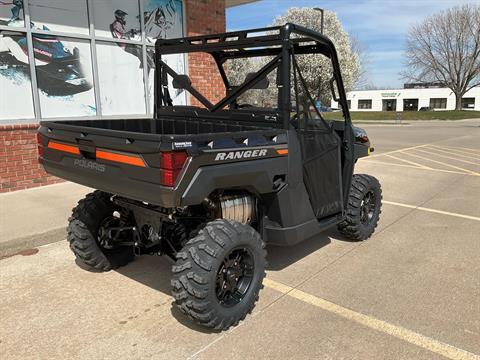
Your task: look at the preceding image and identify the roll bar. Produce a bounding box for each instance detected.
[154,23,351,128]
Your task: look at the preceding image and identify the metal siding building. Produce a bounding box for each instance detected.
[332,87,480,112]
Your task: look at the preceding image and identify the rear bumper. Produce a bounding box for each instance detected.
[40,157,180,208]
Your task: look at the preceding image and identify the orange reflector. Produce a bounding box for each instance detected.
[276,149,288,155]
[48,141,80,155]
[96,150,146,167]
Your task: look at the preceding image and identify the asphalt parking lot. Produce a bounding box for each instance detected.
[1,119,479,359]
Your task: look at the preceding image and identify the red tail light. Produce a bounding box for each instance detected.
[160,151,188,187]
[36,133,43,158]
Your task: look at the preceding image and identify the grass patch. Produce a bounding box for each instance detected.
[322,110,480,121]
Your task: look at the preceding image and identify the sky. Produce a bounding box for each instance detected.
[226,0,476,89]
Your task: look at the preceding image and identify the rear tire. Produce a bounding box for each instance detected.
[171,219,266,330]
[67,191,134,271]
[338,174,382,240]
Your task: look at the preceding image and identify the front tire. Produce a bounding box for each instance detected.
[171,219,266,330]
[67,191,134,271]
[338,174,382,240]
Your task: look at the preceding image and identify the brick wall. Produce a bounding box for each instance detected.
[0,124,63,193]
[185,0,226,107]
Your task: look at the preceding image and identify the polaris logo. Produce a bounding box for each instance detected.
[74,159,105,172]
[214,149,268,161]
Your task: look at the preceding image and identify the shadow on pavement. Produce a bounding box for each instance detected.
[266,231,332,270]
[102,227,347,332]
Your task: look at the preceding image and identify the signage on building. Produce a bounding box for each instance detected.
[381,92,401,98]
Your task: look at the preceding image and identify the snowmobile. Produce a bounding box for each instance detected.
[0,26,92,96]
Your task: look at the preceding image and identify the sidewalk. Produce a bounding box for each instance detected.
[0,182,91,257]
[353,118,480,124]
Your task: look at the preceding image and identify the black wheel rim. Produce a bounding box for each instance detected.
[360,190,376,225]
[216,247,254,307]
[97,216,120,250]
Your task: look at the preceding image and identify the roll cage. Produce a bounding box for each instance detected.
[154,23,352,130]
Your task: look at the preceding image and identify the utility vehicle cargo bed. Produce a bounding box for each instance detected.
[37,115,288,207]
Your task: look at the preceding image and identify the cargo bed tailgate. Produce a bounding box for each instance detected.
[37,123,182,207]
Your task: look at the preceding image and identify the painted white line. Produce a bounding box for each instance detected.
[431,144,480,155]
[359,159,480,176]
[400,151,480,175]
[369,144,430,158]
[415,148,480,166]
[385,154,432,169]
[425,146,480,162]
[383,200,480,222]
[263,278,480,360]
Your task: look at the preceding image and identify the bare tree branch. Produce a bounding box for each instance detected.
[401,4,480,109]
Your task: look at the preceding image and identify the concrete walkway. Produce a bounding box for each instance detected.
[0,182,91,257]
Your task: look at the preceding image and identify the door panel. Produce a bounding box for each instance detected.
[298,120,343,219]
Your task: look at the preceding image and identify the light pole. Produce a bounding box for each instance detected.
[313,7,324,34]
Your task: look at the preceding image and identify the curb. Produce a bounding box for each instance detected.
[0,227,66,258]
[354,121,410,125]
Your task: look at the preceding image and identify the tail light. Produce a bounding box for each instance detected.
[160,151,188,187]
[36,132,43,158]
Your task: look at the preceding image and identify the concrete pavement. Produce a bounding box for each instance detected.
[0,119,479,359]
[0,182,91,257]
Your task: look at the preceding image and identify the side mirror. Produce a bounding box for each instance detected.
[244,72,269,89]
[172,74,192,89]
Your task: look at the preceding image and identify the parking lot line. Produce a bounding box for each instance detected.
[400,151,480,175]
[426,146,480,162]
[431,144,480,155]
[384,154,433,169]
[369,144,430,158]
[414,148,480,166]
[263,278,480,360]
[383,200,480,222]
[360,159,479,176]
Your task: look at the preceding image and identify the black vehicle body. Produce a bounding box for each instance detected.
[38,23,372,248]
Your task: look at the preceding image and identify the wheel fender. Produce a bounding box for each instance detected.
[180,157,288,206]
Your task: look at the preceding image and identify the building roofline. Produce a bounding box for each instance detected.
[226,0,259,8]
[349,86,479,93]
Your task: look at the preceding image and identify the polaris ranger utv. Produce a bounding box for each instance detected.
[37,24,382,330]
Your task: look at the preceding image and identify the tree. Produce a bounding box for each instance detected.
[272,8,361,106]
[224,8,362,108]
[402,4,480,110]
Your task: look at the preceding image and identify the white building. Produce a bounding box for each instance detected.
[331,86,480,112]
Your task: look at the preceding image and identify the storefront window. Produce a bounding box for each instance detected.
[0,0,24,27]
[382,99,396,111]
[429,98,447,109]
[94,0,141,41]
[403,98,419,111]
[461,97,475,109]
[0,0,187,122]
[0,31,34,120]
[147,46,187,113]
[358,99,372,109]
[144,0,183,44]
[96,41,146,115]
[34,36,96,118]
[28,0,89,35]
